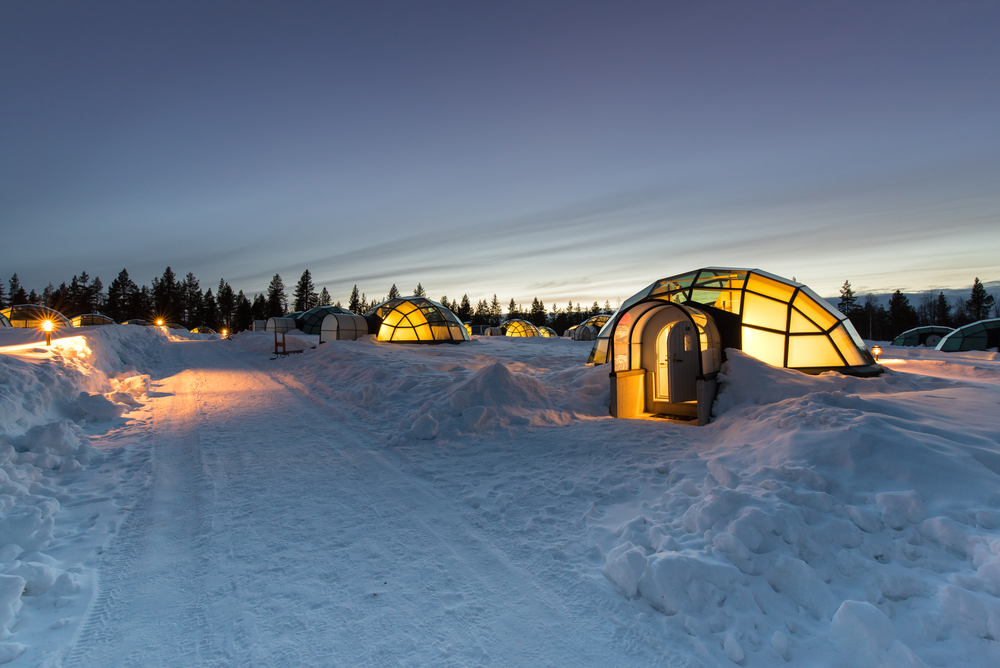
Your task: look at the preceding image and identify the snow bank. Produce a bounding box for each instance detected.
[0,325,166,658]
[598,349,1000,666]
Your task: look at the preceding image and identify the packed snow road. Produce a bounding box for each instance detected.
[64,338,661,667]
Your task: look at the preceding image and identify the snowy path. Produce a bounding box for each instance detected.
[65,340,660,667]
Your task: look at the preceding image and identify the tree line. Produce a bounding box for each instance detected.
[837,278,998,341]
[0,267,615,334]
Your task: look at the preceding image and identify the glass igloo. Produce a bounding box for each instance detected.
[365,297,470,343]
[500,319,541,337]
[935,318,1000,352]
[1,305,71,329]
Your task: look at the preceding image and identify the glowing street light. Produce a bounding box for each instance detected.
[871,345,882,361]
[41,319,54,346]
[221,328,229,338]
[156,319,165,327]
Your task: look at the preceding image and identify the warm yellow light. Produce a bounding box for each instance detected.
[41,320,54,332]
[156,319,165,326]
[872,346,882,361]
[222,329,228,337]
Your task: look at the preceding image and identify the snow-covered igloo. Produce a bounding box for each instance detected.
[365,297,470,344]
[590,268,880,424]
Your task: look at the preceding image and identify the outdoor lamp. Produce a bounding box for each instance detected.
[872,345,882,361]
[41,319,53,346]
[156,319,165,327]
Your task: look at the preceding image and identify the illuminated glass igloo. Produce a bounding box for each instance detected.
[1,305,72,329]
[892,325,953,347]
[71,313,116,327]
[0,313,11,327]
[935,318,1000,352]
[593,268,880,424]
[500,319,541,337]
[538,326,558,337]
[365,297,470,344]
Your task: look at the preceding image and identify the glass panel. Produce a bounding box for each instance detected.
[787,335,844,368]
[695,270,746,290]
[789,308,822,333]
[747,273,796,302]
[449,324,463,339]
[742,327,786,367]
[792,292,839,330]
[383,310,403,327]
[742,292,789,330]
[414,323,432,340]
[395,301,417,315]
[829,324,867,365]
[798,286,845,319]
[393,326,418,341]
[613,312,631,343]
[652,272,698,297]
[586,338,609,365]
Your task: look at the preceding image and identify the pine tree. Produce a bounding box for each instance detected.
[217,279,236,328]
[838,280,857,315]
[319,287,331,306]
[387,284,401,300]
[604,300,612,315]
[507,298,518,321]
[935,292,951,326]
[591,301,601,317]
[202,289,220,329]
[967,278,995,322]
[266,274,286,317]
[490,294,501,325]
[414,283,426,298]
[251,293,268,322]
[458,294,472,322]
[152,267,181,322]
[0,279,6,308]
[233,291,253,333]
[41,284,54,308]
[529,297,546,326]
[9,274,28,305]
[347,285,361,313]
[178,273,201,326]
[473,299,489,326]
[888,290,918,338]
[292,270,316,312]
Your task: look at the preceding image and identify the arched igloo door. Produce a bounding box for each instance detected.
[638,305,698,414]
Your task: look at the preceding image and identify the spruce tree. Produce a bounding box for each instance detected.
[217,279,236,329]
[507,298,518,321]
[888,290,918,338]
[202,289,220,329]
[266,274,286,317]
[0,279,6,308]
[251,293,268,322]
[319,287,331,306]
[414,283,426,298]
[604,300,612,315]
[838,280,857,315]
[457,294,472,321]
[293,270,316,312]
[349,285,361,314]
[387,284,401,300]
[490,294,501,325]
[233,291,253,332]
[967,278,995,322]
[935,292,951,326]
[152,267,181,322]
[9,274,28,305]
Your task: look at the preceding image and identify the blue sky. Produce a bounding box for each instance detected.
[2,1,997,307]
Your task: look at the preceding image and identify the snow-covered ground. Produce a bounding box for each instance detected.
[0,327,998,666]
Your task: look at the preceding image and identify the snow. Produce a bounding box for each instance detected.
[0,327,998,665]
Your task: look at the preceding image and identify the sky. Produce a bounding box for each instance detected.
[1,1,998,307]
